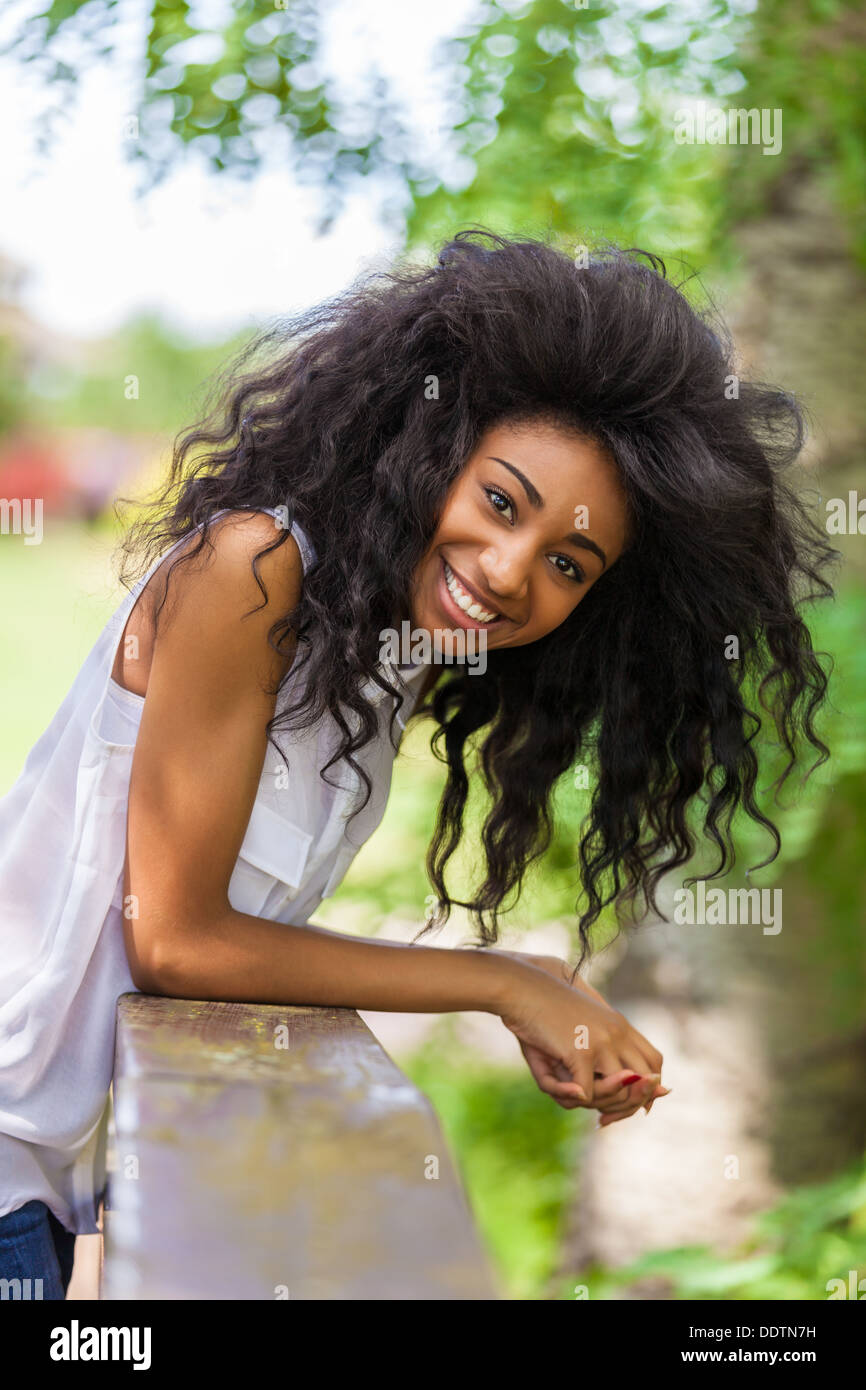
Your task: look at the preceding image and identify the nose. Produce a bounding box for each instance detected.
[477,543,530,605]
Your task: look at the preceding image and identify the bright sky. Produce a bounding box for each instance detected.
[0,0,475,344]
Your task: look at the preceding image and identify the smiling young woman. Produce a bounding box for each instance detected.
[0,229,834,1296]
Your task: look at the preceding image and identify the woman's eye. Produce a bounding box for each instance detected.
[551,554,585,584]
[484,486,514,522]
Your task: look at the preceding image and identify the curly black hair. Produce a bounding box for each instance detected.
[117,228,837,968]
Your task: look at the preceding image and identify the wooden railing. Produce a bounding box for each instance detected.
[101,994,498,1300]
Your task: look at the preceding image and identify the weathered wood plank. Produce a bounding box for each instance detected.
[102,995,498,1300]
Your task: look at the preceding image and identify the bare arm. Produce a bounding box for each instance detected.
[122,510,518,1014]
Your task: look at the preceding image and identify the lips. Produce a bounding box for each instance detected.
[439,557,505,627]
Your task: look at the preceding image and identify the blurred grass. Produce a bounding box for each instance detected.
[549,1153,866,1301]
[0,519,122,794]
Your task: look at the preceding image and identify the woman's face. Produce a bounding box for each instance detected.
[409,419,630,651]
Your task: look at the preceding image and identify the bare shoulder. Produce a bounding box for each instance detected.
[116,510,304,698]
[182,509,303,606]
[139,510,306,711]
[148,509,305,631]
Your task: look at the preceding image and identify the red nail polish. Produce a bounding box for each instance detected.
[622,1073,642,1085]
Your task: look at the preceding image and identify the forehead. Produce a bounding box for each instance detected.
[473,420,630,555]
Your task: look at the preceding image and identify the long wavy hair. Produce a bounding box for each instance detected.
[117,228,836,967]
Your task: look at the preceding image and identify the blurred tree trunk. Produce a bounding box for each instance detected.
[712,167,866,1185]
[732,170,866,576]
[732,766,866,1185]
[556,172,866,1292]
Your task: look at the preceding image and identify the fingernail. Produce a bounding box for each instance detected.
[573,1085,588,1101]
[622,1073,642,1085]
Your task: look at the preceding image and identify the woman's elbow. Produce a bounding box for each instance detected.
[124,920,194,997]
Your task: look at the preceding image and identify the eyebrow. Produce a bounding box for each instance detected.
[488,457,608,571]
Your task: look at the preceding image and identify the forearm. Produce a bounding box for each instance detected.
[144,907,522,1016]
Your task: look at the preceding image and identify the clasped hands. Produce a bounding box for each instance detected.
[491,948,671,1127]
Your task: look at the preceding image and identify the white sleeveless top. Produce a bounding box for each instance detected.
[0,508,430,1234]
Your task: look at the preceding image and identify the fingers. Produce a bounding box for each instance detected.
[519,1042,593,1106]
[572,1052,668,1114]
[627,1025,664,1076]
[589,1069,642,1110]
[594,1078,656,1112]
[604,1038,666,1110]
[597,1018,664,1088]
[592,1051,650,1111]
[592,1069,639,1096]
[644,1081,672,1115]
[597,1107,642,1127]
[518,1038,671,1120]
[561,1044,596,1104]
[590,1063,664,1116]
[597,1077,672,1125]
[594,1072,658,1124]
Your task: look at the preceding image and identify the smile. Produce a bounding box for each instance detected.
[441,558,502,626]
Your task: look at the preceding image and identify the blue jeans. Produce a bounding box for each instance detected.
[0,1199,76,1300]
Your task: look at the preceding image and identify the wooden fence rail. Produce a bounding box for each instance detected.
[101,994,498,1300]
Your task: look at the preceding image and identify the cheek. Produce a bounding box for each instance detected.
[519,589,573,641]
[423,492,477,567]
[435,490,473,534]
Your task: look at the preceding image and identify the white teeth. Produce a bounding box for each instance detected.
[444,562,499,623]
